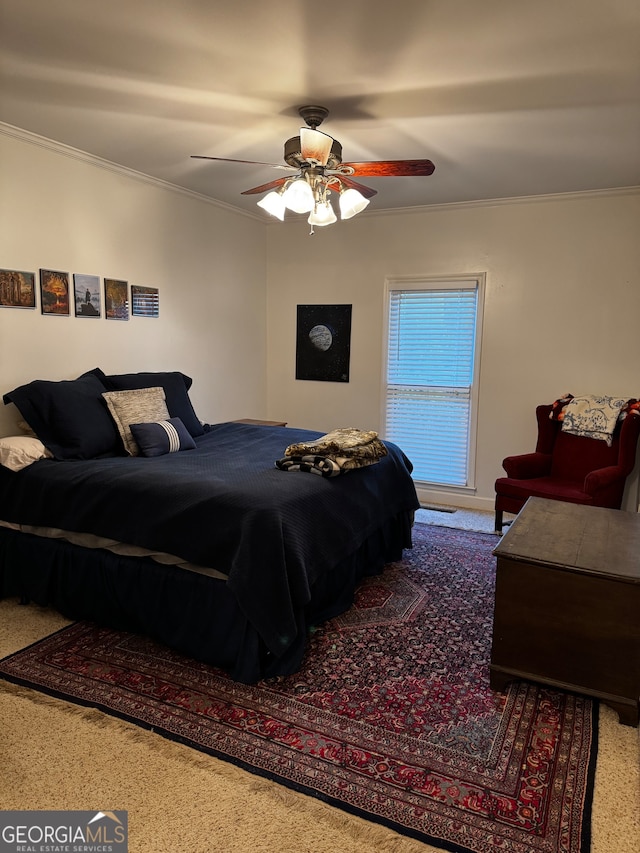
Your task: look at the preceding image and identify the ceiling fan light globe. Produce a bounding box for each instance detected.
[308,201,337,227]
[300,127,334,167]
[257,191,286,220]
[282,179,315,213]
[339,188,370,220]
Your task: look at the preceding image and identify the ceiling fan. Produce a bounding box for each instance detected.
[191,105,435,231]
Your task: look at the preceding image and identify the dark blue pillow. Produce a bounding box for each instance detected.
[100,370,204,437]
[2,370,120,460]
[129,417,196,457]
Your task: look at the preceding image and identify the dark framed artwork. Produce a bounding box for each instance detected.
[104,278,129,320]
[73,273,101,317]
[296,304,352,382]
[0,269,36,308]
[131,285,159,318]
[40,269,70,315]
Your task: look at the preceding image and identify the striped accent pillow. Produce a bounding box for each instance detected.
[129,417,196,457]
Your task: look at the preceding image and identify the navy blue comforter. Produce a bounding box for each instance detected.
[0,422,419,660]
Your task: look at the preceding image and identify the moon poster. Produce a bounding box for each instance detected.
[296,304,352,382]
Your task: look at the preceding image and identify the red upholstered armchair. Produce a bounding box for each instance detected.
[494,403,640,533]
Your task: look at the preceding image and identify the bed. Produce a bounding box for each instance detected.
[0,369,419,682]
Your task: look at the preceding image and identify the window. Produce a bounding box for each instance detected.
[383,276,484,488]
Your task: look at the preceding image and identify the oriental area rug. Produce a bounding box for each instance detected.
[0,524,597,853]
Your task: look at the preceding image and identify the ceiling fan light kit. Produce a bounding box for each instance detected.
[298,127,334,167]
[308,200,337,227]
[281,178,315,214]
[256,191,286,220]
[339,187,370,220]
[192,105,435,234]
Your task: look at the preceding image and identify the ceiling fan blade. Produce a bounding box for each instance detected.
[329,176,378,199]
[341,159,435,178]
[191,155,294,171]
[240,177,289,196]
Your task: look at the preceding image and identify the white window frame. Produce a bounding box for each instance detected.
[381,274,485,497]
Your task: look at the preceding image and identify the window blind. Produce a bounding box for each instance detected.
[385,286,478,486]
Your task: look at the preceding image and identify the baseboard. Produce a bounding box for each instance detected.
[414,487,495,513]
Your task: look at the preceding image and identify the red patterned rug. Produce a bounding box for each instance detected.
[0,524,596,853]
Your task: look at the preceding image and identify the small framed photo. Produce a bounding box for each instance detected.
[73,273,101,317]
[40,269,70,315]
[131,285,159,318]
[104,278,129,320]
[0,269,36,308]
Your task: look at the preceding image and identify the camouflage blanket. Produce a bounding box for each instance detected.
[284,427,388,461]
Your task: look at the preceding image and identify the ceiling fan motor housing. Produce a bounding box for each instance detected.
[284,136,343,170]
[297,105,329,129]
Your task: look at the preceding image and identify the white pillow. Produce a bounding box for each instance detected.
[0,435,51,471]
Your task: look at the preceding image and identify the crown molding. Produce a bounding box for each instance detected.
[2,121,638,223]
[0,121,264,222]
[263,184,640,226]
[366,185,640,217]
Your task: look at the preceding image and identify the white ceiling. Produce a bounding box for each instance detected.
[1,0,639,218]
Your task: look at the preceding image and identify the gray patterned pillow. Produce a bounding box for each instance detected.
[103,387,169,456]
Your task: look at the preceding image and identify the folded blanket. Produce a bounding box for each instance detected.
[623,399,640,417]
[276,455,342,477]
[284,427,388,462]
[549,393,575,421]
[560,394,629,446]
[275,454,380,477]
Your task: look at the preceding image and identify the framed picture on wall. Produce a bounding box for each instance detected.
[40,269,70,315]
[73,273,101,317]
[131,285,159,317]
[0,269,36,308]
[104,277,129,320]
[296,304,352,382]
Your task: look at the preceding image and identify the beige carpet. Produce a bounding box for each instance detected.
[1,529,638,852]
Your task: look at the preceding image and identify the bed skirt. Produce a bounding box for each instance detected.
[0,511,414,682]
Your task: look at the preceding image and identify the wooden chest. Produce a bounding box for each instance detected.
[490,498,640,726]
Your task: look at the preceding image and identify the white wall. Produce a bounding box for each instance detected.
[0,128,268,436]
[3,128,638,512]
[264,191,640,510]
